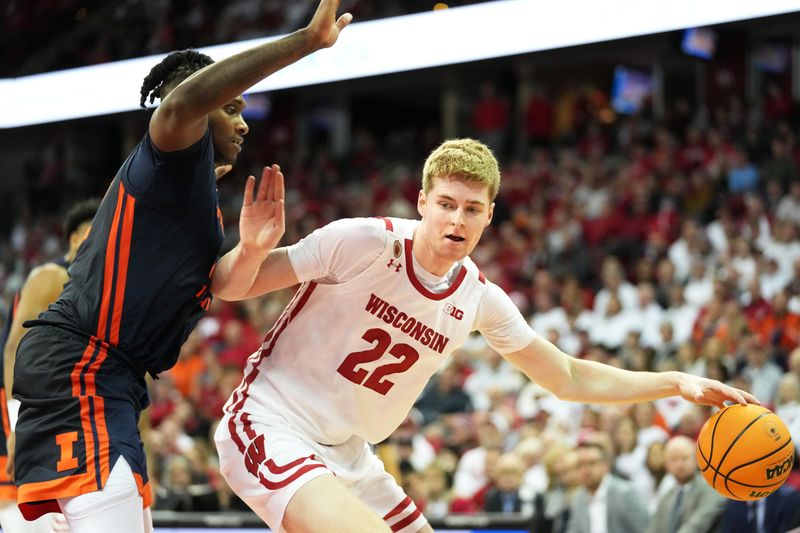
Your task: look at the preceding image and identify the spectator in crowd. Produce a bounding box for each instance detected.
[532,445,580,533]
[646,435,725,533]
[719,484,800,533]
[483,453,528,513]
[566,441,650,533]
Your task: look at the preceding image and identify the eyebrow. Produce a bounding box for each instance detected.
[436,194,486,206]
[230,97,247,109]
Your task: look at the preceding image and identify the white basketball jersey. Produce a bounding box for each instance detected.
[225,217,489,445]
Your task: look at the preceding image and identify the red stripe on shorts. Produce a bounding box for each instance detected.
[390,507,422,532]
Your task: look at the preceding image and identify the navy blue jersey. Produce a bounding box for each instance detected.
[38,131,224,376]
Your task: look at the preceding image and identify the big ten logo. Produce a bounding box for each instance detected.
[766,456,794,480]
[444,302,463,320]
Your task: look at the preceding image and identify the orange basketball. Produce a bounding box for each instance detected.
[696,404,795,501]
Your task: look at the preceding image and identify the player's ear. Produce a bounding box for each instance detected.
[485,202,495,227]
[417,190,427,217]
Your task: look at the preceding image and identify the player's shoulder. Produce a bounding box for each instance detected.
[372,216,418,240]
[23,262,69,294]
[461,255,489,287]
[312,217,390,249]
[27,262,68,282]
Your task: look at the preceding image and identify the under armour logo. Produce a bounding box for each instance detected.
[387,259,402,272]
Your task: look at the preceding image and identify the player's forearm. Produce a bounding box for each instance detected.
[560,358,681,404]
[169,30,317,119]
[210,244,269,301]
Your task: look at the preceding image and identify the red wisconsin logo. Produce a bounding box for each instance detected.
[444,303,463,320]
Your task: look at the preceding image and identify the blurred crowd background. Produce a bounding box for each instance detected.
[2,1,800,531]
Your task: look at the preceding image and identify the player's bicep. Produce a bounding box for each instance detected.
[148,97,208,154]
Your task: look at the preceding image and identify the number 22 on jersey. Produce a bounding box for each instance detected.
[336,328,420,395]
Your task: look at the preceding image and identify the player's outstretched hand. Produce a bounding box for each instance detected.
[239,164,285,257]
[677,373,760,409]
[305,0,353,50]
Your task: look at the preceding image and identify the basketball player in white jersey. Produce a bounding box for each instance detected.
[210,139,758,533]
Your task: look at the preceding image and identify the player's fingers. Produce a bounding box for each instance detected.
[279,199,285,228]
[265,164,279,202]
[243,175,256,206]
[256,166,272,202]
[336,12,353,31]
[274,167,284,202]
[721,385,748,406]
[739,389,761,405]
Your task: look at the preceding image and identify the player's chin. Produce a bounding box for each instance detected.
[217,153,238,167]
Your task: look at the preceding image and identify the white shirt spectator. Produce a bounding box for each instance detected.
[463,353,525,411]
[453,447,492,499]
[684,274,714,310]
[668,239,693,282]
[594,283,639,315]
[744,361,784,407]
[589,309,639,350]
[639,302,666,349]
[776,401,800,445]
[776,194,800,225]
[530,306,571,339]
[664,304,699,345]
[757,233,800,280]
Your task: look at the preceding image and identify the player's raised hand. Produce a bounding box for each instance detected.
[677,373,760,408]
[305,0,353,50]
[239,164,285,256]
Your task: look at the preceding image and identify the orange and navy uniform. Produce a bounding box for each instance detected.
[12,130,224,519]
[0,290,20,500]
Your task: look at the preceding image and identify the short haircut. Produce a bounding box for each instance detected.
[422,138,500,200]
[64,199,100,240]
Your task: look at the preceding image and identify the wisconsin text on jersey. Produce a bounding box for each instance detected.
[365,294,450,354]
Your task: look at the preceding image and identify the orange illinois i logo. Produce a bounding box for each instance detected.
[56,432,79,472]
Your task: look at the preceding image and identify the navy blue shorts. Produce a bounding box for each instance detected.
[12,324,151,520]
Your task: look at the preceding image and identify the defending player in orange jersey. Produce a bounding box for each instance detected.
[210,138,759,533]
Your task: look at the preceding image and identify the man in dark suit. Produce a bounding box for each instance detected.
[647,436,725,533]
[720,484,800,533]
[566,439,650,533]
[484,452,527,513]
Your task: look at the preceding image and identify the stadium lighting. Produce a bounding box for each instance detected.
[1,0,798,128]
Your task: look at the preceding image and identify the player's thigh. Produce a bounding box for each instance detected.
[57,457,146,533]
[215,415,333,529]
[413,524,435,533]
[282,474,391,533]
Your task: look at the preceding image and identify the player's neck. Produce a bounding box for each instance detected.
[411,236,455,277]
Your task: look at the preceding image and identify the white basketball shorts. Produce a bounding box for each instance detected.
[215,412,426,533]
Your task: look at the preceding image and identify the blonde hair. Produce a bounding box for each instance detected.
[422,138,500,200]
